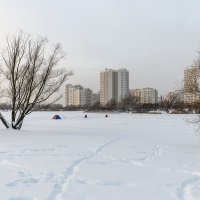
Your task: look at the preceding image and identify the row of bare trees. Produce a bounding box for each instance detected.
[101,95,180,113]
[0,32,72,129]
[82,93,199,113]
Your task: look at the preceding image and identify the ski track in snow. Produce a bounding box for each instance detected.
[90,144,164,167]
[1,159,57,188]
[176,171,200,200]
[2,143,165,195]
[47,139,119,200]
[140,144,164,162]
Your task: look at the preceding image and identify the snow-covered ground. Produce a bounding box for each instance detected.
[0,111,200,200]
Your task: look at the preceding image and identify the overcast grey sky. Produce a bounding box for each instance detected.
[0,0,200,95]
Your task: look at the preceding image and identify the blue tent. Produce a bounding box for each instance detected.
[52,115,61,120]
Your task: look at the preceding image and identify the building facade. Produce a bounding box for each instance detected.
[81,88,93,106]
[141,88,158,104]
[184,66,200,104]
[65,84,92,107]
[65,84,83,106]
[118,68,129,102]
[100,69,118,105]
[100,68,129,105]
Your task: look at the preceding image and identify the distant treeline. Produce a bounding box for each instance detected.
[1,97,200,114]
[63,101,200,114]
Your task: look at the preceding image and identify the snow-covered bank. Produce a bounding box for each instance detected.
[0,112,199,200]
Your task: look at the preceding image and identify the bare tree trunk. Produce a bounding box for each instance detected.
[0,112,10,129]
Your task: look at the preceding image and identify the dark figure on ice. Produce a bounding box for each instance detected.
[84,114,87,118]
[105,114,108,118]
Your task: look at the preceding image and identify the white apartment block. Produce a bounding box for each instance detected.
[100,68,129,105]
[65,84,82,106]
[100,69,118,105]
[81,88,93,106]
[118,69,129,102]
[74,89,81,106]
[141,88,158,104]
[65,84,92,107]
[100,71,106,105]
[184,66,200,104]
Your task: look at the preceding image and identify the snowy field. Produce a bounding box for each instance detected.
[0,111,200,200]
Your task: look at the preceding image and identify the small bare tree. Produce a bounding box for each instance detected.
[105,99,118,110]
[160,92,179,113]
[0,32,72,130]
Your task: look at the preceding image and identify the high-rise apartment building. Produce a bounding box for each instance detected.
[81,88,93,106]
[100,69,118,105]
[118,69,129,102]
[65,84,92,107]
[184,66,200,104]
[141,88,158,104]
[100,68,129,105]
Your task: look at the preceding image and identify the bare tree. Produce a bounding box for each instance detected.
[118,96,130,112]
[129,95,141,112]
[118,95,140,112]
[105,99,117,110]
[0,32,72,130]
[160,92,179,113]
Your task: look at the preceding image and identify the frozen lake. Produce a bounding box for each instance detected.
[0,111,199,200]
